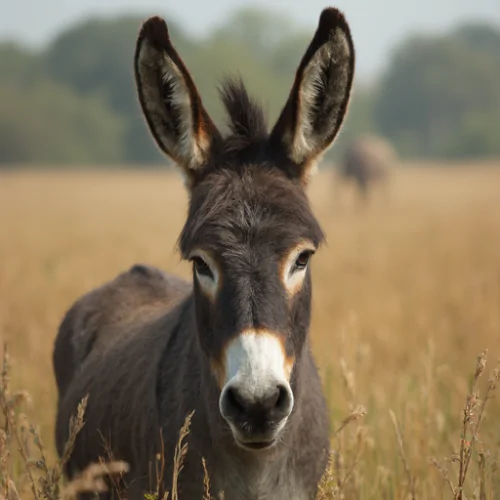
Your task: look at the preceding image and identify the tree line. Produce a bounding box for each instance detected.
[1,8,499,166]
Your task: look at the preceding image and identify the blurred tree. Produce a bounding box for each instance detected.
[375,23,500,159]
[0,43,45,86]
[271,33,311,77]
[212,7,296,62]
[2,8,499,167]
[454,23,500,56]
[0,80,124,165]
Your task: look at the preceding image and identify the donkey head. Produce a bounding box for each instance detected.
[134,8,354,451]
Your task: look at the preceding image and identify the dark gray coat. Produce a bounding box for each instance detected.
[53,6,355,499]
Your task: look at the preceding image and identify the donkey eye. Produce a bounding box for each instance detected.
[292,250,314,274]
[191,256,214,280]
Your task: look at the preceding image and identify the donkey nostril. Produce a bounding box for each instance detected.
[275,385,289,410]
[259,386,280,409]
[226,387,247,414]
[259,384,291,412]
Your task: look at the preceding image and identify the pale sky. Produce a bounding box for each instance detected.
[2,0,500,79]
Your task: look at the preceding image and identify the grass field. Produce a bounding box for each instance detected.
[1,163,500,499]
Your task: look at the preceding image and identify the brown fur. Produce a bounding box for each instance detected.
[53,7,355,499]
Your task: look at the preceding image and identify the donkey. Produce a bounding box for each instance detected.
[337,134,397,201]
[53,7,355,500]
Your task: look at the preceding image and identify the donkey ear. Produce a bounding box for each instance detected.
[270,8,355,185]
[134,17,220,185]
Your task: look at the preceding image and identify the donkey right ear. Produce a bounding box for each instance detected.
[269,8,355,186]
[134,17,220,185]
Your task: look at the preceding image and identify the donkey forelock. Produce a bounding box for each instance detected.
[219,78,268,144]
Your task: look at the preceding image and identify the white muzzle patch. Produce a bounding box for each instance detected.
[219,330,294,415]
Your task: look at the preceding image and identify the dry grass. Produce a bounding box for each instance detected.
[1,162,500,499]
[0,344,129,500]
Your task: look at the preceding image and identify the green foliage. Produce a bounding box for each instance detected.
[43,16,182,164]
[0,9,499,166]
[375,22,500,159]
[0,43,45,86]
[0,79,124,165]
[212,7,297,62]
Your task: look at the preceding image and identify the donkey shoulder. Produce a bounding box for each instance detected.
[53,264,191,397]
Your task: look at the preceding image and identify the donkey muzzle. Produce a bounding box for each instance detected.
[220,380,293,449]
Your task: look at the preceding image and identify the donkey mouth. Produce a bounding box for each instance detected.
[236,439,276,451]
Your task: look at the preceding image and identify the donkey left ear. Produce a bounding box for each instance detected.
[134,16,220,187]
[270,8,355,185]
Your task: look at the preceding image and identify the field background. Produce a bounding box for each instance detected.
[1,163,500,499]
